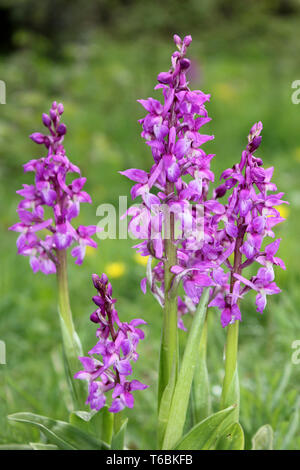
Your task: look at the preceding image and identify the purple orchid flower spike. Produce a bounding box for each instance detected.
[210,122,288,326]
[9,101,98,273]
[120,34,218,330]
[75,273,148,413]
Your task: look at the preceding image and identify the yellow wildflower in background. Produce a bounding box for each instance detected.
[293,147,300,163]
[214,82,237,103]
[85,245,97,257]
[274,205,290,219]
[134,253,149,266]
[104,262,126,279]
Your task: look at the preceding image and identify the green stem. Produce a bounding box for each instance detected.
[192,312,211,424]
[220,220,246,419]
[56,249,76,338]
[220,320,240,419]
[158,185,178,408]
[56,249,84,409]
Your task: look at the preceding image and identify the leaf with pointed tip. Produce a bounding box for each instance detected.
[162,289,210,449]
[216,422,244,450]
[8,412,109,450]
[191,317,211,425]
[174,406,236,450]
[69,407,113,445]
[157,356,176,448]
[251,424,273,450]
[111,418,128,450]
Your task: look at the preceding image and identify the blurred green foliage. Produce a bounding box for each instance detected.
[0,1,300,450]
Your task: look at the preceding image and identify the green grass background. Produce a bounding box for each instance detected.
[0,7,300,449]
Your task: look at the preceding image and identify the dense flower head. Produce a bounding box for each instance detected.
[74,273,147,412]
[120,34,222,329]
[9,101,98,274]
[121,34,287,328]
[207,122,288,326]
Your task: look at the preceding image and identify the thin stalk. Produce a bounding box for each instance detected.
[56,249,76,338]
[220,221,246,419]
[56,249,85,409]
[158,182,178,408]
[192,312,212,424]
[220,320,239,417]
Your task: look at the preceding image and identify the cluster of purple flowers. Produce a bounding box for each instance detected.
[75,274,147,412]
[121,34,218,329]
[208,122,287,326]
[121,35,287,328]
[9,102,98,274]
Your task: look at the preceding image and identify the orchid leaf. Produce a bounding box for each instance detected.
[157,356,176,448]
[251,424,274,450]
[215,422,244,450]
[175,405,236,450]
[191,317,211,425]
[162,288,210,449]
[111,418,128,450]
[8,412,109,450]
[29,442,58,450]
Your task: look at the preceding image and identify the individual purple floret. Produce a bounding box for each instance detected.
[74,274,148,413]
[208,122,288,326]
[9,101,98,274]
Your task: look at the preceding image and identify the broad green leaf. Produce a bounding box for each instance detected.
[192,317,211,425]
[175,406,236,450]
[101,407,114,446]
[157,356,176,448]
[220,321,240,422]
[0,444,32,450]
[30,442,58,450]
[69,407,112,444]
[251,424,273,450]
[111,418,128,450]
[59,315,87,410]
[8,412,109,450]
[216,422,244,450]
[162,288,210,450]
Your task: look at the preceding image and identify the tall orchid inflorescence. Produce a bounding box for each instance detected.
[9,101,98,274]
[75,274,147,413]
[209,122,288,327]
[120,34,217,330]
[121,35,287,329]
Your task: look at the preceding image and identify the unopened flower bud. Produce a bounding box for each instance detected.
[214,184,227,198]
[42,113,51,127]
[248,136,262,153]
[50,109,57,121]
[30,132,45,144]
[57,123,67,136]
[173,34,182,48]
[157,71,173,84]
[90,311,100,323]
[180,58,191,70]
[57,103,64,115]
[183,35,192,47]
